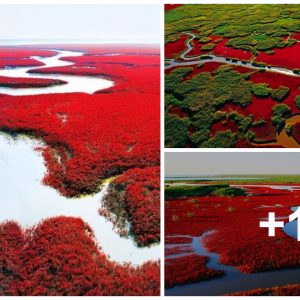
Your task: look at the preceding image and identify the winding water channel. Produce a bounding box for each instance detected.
[165,183,300,295]
[0,49,113,95]
[166,32,300,78]
[0,49,159,264]
[165,32,300,148]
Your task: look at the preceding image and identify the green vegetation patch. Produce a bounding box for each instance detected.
[165,184,246,198]
[295,95,300,109]
[165,4,300,147]
[165,65,253,147]
[201,43,216,51]
[165,4,300,56]
[251,83,272,98]
[271,86,290,102]
[271,103,291,131]
[165,113,190,148]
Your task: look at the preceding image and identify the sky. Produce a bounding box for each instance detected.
[0,5,159,43]
[165,152,300,176]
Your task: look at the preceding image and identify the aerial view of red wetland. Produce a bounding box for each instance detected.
[165,153,300,296]
[165,4,300,148]
[0,5,160,296]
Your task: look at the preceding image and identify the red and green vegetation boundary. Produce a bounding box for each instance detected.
[165,182,300,290]
[165,4,300,148]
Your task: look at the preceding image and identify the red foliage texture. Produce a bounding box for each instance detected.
[165,255,223,288]
[212,68,300,143]
[212,38,253,60]
[0,48,57,69]
[0,48,56,59]
[103,167,160,246]
[0,46,160,295]
[165,28,300,147]
[0,217,160,296]
[165,4,182,11]
[165,185,300,276]
[229,284,300,296]
[291,122,300,144]
[165,35,188,58]
[0,46,160,197]
[256,43,300,69]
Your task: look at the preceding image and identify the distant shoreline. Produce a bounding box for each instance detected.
[0,40,160,46]
[165,174,300,184]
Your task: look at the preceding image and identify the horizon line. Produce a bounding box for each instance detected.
[0,40,159,46]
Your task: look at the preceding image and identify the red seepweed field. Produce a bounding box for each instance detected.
[165,4,300,148]
[165,180,300,295]
[0,44,160,295]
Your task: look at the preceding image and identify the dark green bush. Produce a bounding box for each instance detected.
[201,130,237,148]
[295,95,300,109]
[165,113,190,147]
[271,86,290,102]
[251,83,272,98]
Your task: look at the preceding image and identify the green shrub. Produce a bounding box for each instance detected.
[251,83,272,98]
[165,184,245,198]
[252,118,266,126]
[201,130,237,148]
[200,55,213,60]
[247,130,255,142]
[165,184,229,198]
[165,114,190,147]
[165,94,182,107]
[265,50,274,55]
[199,36,212,43]
[239,115,253,134]
[271,115,286,132]
[295,95,300,109]
[287,38,297,47]
[272,103,291,117]
[271,103,291,131]
[211,187,246,197]
[271,86,290,102]
[251,61,266,68]
[190,129,210,146]
[214,38,223,43]
[165,67,193,93]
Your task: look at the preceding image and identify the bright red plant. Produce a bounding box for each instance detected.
[0,217,160,296]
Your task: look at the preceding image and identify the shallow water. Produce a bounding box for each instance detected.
[166,231,300,295]
[0,50,113,95]
[0,47,159,265]
[283,206,299,239]
[165,32,300,78]
[0,130,159,266]
[165,176,264,181]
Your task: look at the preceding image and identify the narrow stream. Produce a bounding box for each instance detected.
[0,48,159,265]
[166,186,300,295]
[0,49,113,95]
[0,133,159,265]
[165,32,300,78]
[166,229,300,296]
[165,33,300,148]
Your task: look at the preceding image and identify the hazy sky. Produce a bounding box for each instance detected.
[165,153,300,176]
[0,5,159,42]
